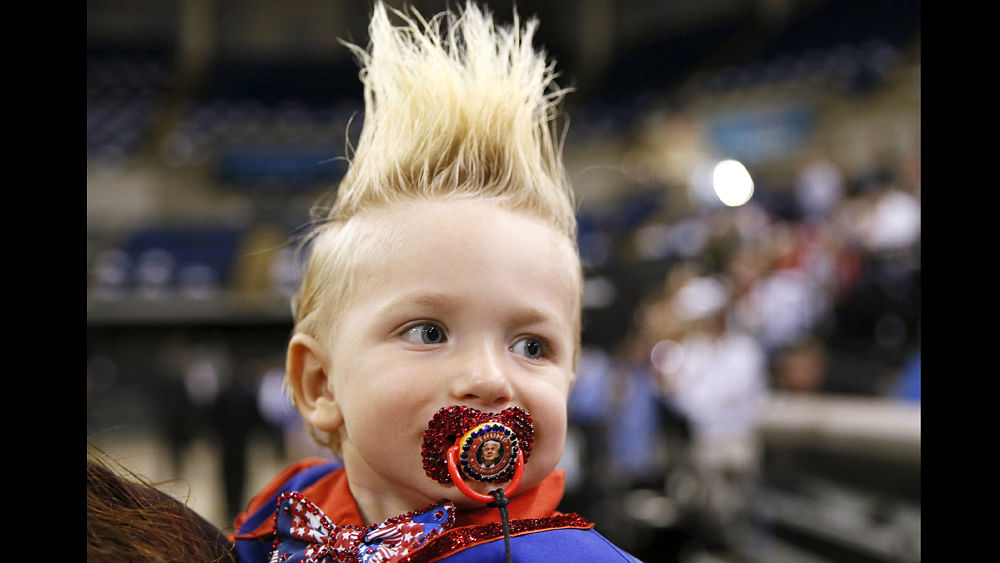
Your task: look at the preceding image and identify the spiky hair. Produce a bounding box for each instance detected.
[327,0,575,235]
[288,1,579,455]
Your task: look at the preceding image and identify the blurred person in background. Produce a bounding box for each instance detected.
[893,349,920,403]
[892,320,920,403]
[604,275,688,486]
[149,336,200,478]
[729,222,829,360]
[210,360,262,523]
[771,337,828,393]
[157,339,264,524]
[652,275,767,550]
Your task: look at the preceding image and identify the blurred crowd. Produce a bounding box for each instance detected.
[555,136,920,556]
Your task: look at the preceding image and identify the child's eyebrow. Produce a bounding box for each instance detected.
[377,291,570,332]
[375,291,462,317]
[506,306,570,332]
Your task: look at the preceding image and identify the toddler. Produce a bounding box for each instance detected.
[232,3,642,562]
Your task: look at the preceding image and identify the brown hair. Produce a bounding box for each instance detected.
[86,446,236,562]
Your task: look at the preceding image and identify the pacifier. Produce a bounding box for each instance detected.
[422,405,533,504]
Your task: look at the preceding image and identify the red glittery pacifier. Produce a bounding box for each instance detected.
[422,406,533,504]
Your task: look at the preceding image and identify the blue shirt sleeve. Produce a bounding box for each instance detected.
[439,527,644,562]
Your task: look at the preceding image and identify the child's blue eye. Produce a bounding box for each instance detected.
[511,338,544,360]
[402,323,447,345]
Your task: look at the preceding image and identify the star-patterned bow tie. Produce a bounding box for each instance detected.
[268,492,456,563]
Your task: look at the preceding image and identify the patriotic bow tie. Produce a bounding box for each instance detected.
[268,492,456,563]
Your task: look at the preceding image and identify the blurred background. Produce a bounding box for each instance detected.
[86,0,920,561]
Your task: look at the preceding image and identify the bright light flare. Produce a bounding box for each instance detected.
[712,159,754,207]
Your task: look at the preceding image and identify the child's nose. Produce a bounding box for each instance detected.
[449,343,513,408]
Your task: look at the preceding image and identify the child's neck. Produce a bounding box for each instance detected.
[349,482,418,525]
[341,462,447,524]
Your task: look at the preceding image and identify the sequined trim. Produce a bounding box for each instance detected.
[267,492,457,563]
[394,513,594,563]
[422,406,534,485]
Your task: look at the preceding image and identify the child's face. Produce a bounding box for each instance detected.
[322,198,580,516]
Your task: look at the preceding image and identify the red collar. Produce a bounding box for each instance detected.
[235,459,567,539]
[316,465,568,528]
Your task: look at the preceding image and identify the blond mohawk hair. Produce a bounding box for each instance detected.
[329,0,576,238]
[289,2,579,455]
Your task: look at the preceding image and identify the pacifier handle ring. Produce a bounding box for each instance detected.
[446,445,524,504]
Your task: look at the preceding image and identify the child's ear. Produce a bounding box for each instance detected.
[286,333,344,434]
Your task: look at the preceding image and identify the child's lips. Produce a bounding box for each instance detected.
[421,405,534,484]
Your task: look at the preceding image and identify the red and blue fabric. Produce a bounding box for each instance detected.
[269,492,455,563]
[233,460,644,562]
